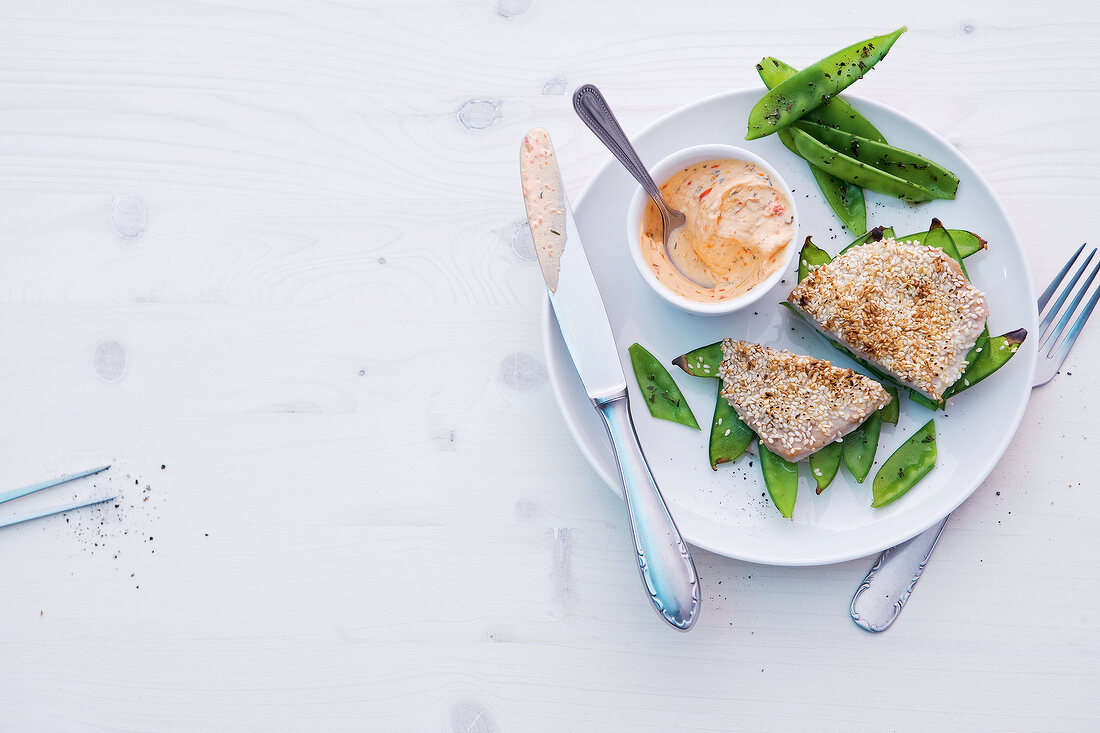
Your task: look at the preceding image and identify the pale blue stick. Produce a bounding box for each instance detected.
[0,465,111,505]
[0,495,119,529]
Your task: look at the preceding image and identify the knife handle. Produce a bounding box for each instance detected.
[595,393,701,631]
[850,515,950,632]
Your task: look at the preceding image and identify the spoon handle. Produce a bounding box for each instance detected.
[573,85,670,218]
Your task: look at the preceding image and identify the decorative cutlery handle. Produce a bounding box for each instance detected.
[850,516,950,632]
[595,393,700,631]
[573,84,668,215]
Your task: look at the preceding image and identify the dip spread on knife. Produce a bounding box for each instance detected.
[639,159,795,302]
[520,128,566,292]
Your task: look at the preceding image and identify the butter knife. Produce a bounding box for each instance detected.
[520,127,700,631]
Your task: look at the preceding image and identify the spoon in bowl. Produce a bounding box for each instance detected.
[572,84,717,289]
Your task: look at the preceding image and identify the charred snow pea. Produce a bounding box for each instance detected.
[872,419,937,507]
[746,27,907,140]
[760,61,869,233]
[793,121,960,200]
[758,440,798,518]
[797,236,833,282]
[809,441,842,494]
[628,343,699,430]
[671,341,723,379]
[757,57,887,142]
[710,389,755,468]
[843,410,882,483]
[790,127,939,202]
[923,218,969,278]
[894,227,986,259]
[881,385,900,425]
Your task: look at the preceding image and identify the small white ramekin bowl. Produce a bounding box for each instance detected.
[625,143,799,316]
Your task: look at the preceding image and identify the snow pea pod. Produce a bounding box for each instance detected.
[760,62,867,232]
[941,328,1027,401]
[907,390,941,410]
[809,441,842,494]
[842,410,882,483]
[758,440,798,518]
[790,127,939,202]
[746,26,907,140]
[628,343,699,430]
[797,236,833,283]
[803,148,866,233]
[923,218,969,278]
[881,385,900,425]
[896,227,986,258]
[669,343,754,467]
[872,419,937,507]
[709,388,754,468]
[756,57,887,142]
[671,341,723,379]
[793,121,959,200]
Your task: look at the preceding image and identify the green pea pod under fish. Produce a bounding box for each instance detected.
[746,26,907,140]
[809,441,842,494]
[895,227,986,258]
[710,387,755,469]
[881,385,900,426]
[841,223,984,258]
[843,409,882,483]
[797,236,833,283]
[793,121,960,200]
[672,342,723,378]
[628,343,699,430]
[758,440,798,518]
[790,127,940,202]
[669,343,754,467]
[756,57,887,143]
[923,218,969,278]
[873,419,937,507]
[941,329,1028,401]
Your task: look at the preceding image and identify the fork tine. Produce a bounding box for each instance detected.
[1037,242,1087,312]
[0,464,111,506]
[1047,261,1100,367]
[1038,248,1096,349]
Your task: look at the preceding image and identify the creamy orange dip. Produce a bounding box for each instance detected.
[639,158,795,302]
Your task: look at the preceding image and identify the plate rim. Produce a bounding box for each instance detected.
[541,86,1037,565]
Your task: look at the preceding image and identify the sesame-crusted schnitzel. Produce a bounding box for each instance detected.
[787,238,988,401]
[718,340,890,462]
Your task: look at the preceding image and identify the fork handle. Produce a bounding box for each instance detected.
[573,85,671,219]
[850,515,949,632]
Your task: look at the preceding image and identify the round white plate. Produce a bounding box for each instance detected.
[543,88,1038,566]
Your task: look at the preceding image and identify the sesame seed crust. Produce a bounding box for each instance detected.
[787,238,988,400]
[718,340,891,462]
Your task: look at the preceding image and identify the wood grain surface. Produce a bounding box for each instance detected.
[1,1,1098,730]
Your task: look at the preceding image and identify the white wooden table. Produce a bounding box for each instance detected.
[1,2,1098,730]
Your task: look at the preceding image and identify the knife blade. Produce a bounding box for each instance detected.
[520,127,700,631]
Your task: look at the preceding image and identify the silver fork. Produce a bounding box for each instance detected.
[850,243,1100,632]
